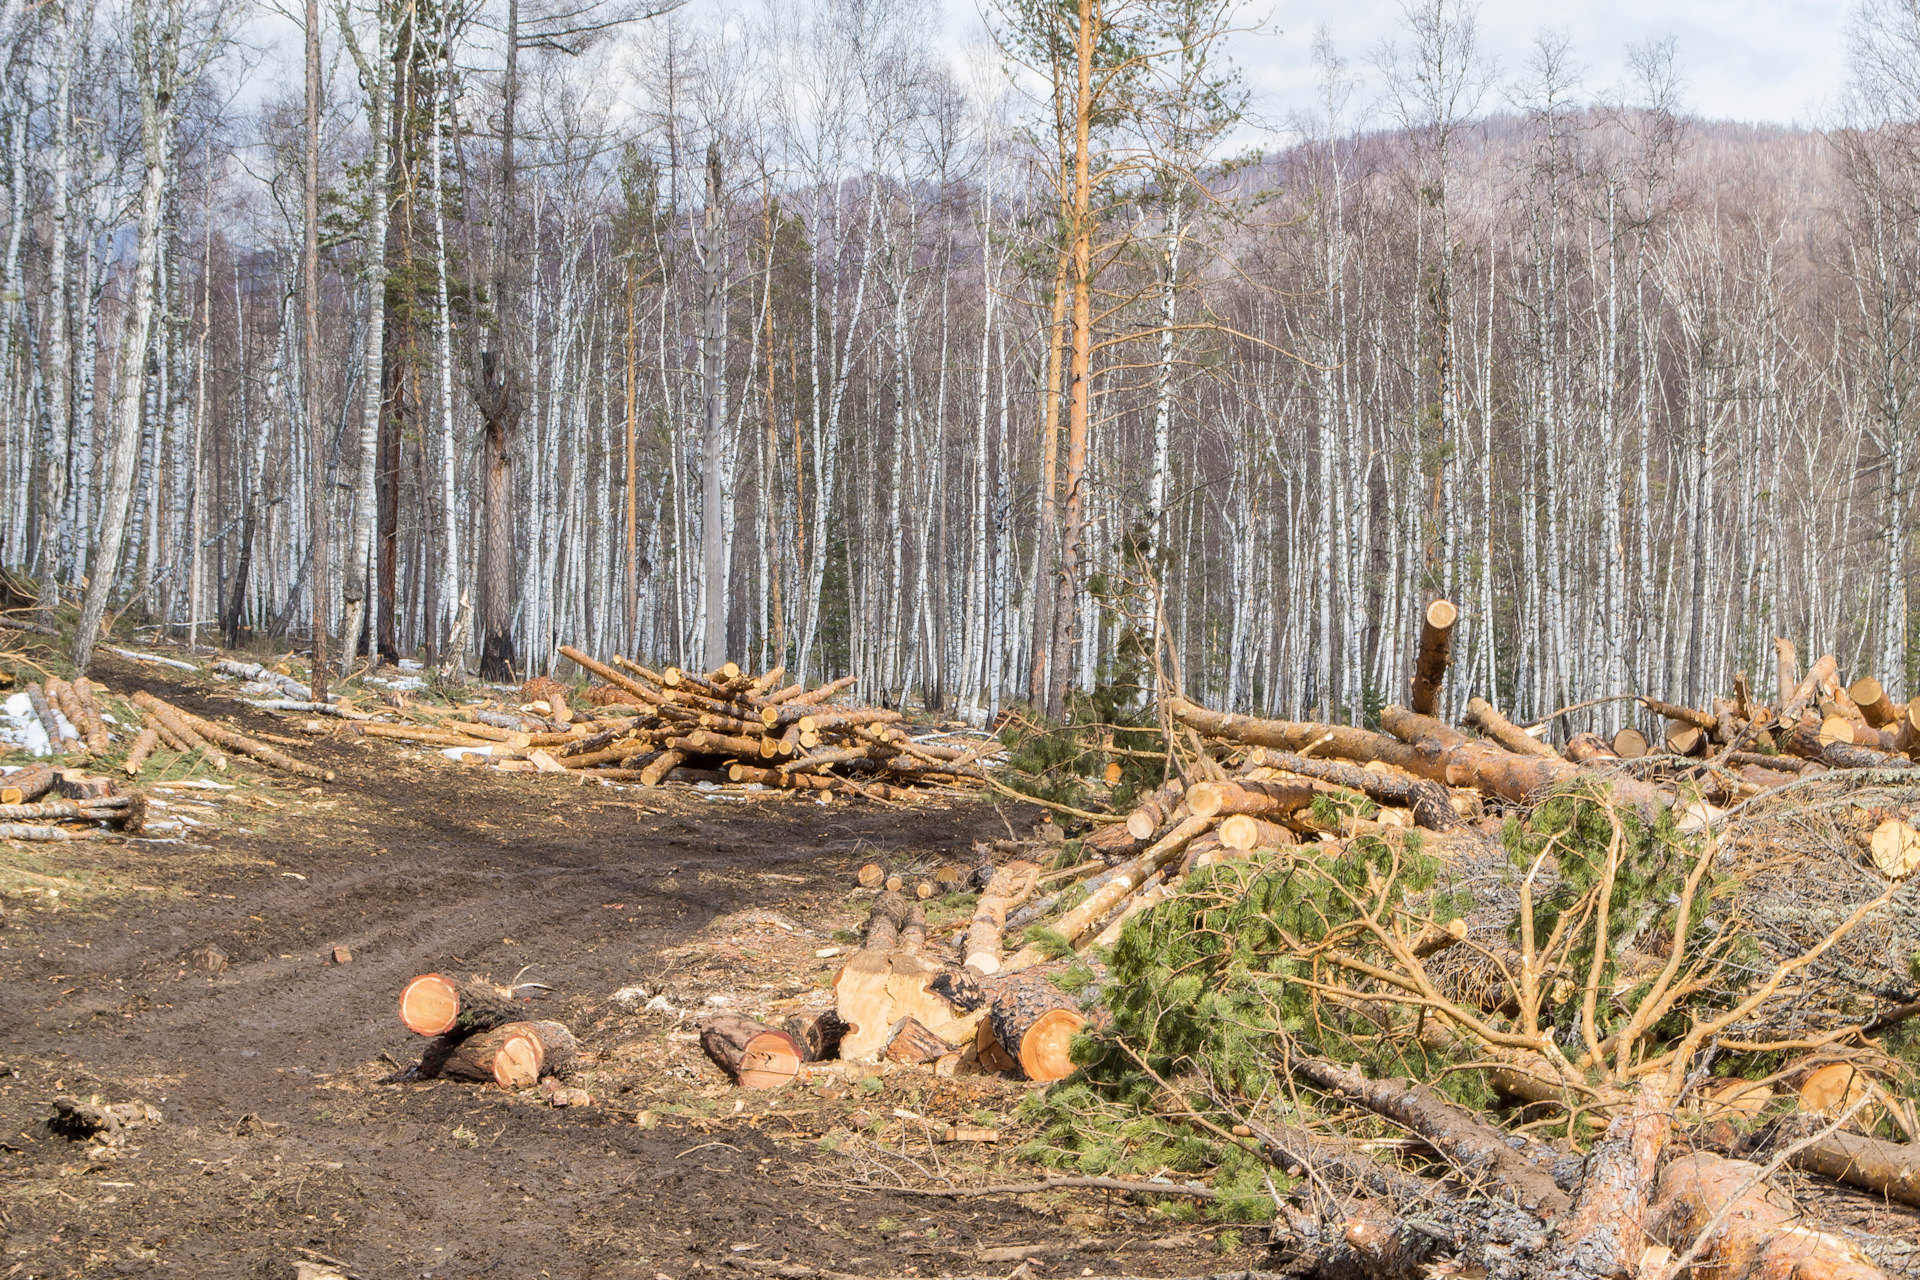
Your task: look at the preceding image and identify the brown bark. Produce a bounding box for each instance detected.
[53,770,115,799]
[1556,1080,1672,1280]
[638,749,686,786]
[122,726,160,777]
[1566,732,1621,764]
[984,971,1085,1082]
[1639,696,1715,730]
[132,693,331,780]
[1466,696,1562,759]
[438,1022,546,1087]
[26,682,78,752]
[884,1016,950,1065]
[1167,696,1428,772]
[1292,1057,1571,1215]
[1785,1123,1920,1208]
[1665,720,1705,756]
[1777,652,1839,728]
[1409,598,1457,717]
[0,763,59,806]
[1650,1152,1886,1280]
[1251,749,1459,830]
[701,1015,802,1088]
[1784,723,1906,770]
[781,1009,848,1062]
[1380,706,1576,801]
[1725,750,1808,773]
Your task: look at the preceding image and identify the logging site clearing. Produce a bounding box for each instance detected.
[4,622,1920,1280]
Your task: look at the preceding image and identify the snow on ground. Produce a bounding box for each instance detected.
[0,692,78,756]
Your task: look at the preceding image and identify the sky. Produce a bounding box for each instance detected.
[931,0,1853,129]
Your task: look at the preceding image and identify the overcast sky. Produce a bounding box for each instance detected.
[928,0,1852,130]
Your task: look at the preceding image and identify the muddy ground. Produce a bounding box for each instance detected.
[0,659,1255,1280]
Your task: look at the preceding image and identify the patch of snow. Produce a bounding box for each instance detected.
[644,994,683,1016]
[441,746,492,760]
[610,985,650,1008]
[399,659,424,671]
[0,691,65,756]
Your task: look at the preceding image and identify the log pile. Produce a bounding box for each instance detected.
[393,971,578,1089]
[355,646,993,799]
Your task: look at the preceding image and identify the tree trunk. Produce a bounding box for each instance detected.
[985,971,1084,1082]
[1649,1151,1885,1280]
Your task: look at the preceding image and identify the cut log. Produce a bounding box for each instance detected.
[1409,598,1457,717]
[884,1016,950,1065]
[1089,879,1172,946]
[898,899,928,953]
[439,1023,547,1087]
[1382,705,1633,807]
[1565,732,1620,764]
[1649,1152,1886,1280]
[1777,652,1840,728]
[26,682,77,753]
[0,763,59,806]
[984,972,1085,1082]
[1168,696,1428,771]
[1775,637,1799,705]
[1665,720,1704,756]
[1850,677,1898,728]
[1219,813,1297,852]
[781,1009,848,1062]
[1785,723,1906,770]
[863,889,910,950]
[1113,775,1182,844]
[1786,1123,1920,1208]
[1411,917,1468,958]
[54,770,115,799]
[1611,727,1649,758]
[397,973,537,1037]
[857,863,885,888]
[132,693,329,780]
[1818,714,1856,746]
[638,749,685,786]
[965,860,1038,975]
[701,1016,802,1088]
[1251,749,1458,830]
[1640,696,1716,730]
[1185,778,1316,820]
[1870,820,1920,880]
[1798,1062,1874,1117]
[1465,696,1561,760]
[122,726,160,777]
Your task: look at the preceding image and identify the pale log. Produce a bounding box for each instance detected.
[1119,776,1186,842]
[397,973,537,1037]
[132,693,331,779]
[1219,814,1297,852]
[1466,696,1562,760]
[966,860,1038,975]
[638,750,685,786]
[1778,652,1840,727]
[1665,719,1704,756]
[1409,598,1457,716]
[1185,777,1316,819]
[1775,637,1799,705]
[1787,1124,1920,1208]
[0,763,58,805]
[1785,723,1906,770]
[555,646,664,707]
[701,1015,802,1088]
[1168,696,1428,772]
[1639,696,1715,730]
[1871,819,1920,879]
[1610,727,1649,758]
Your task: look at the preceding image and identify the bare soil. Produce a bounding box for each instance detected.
[0,660,1254,1280]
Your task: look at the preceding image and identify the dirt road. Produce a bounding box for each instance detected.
[0,663,1244,1279]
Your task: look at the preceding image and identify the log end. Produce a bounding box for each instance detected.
[1016,1008,1086,1082]
[493,1031,545,1088]
[399,973,461,1036]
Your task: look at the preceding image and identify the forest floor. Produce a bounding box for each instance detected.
[0,658,1253,1280]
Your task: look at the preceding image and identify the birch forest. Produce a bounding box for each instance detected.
[1,0,1917,733]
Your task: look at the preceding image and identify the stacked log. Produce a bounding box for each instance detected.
[395,972,576,1087]
[361,646,988,799]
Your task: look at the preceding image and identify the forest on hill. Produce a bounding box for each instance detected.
[0,0,1915,731]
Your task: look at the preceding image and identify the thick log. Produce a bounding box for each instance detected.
[64,678,112,753]
[438,1023,547,1087]
[398,973,538,1037]
[884,1016,950,1065]
[1218,814,1297,852]
[1650,1152,1886,1280]
[1778,652,1840,728]
[1785,1122,1920,1208]
[1409,598,1457,716]
[782,1009,848,1062]
[1293,1057,1570,1215]
[1895,698,1920,755]
[1665,719,1705,756]
[965,860,1038,975]
[985,971,1085,1081]
[1850,677,1898,728]
[638,749,685,786]
[1555,1080,1672,1278]
[700,1015,802,1088]
[1565,732,1620,764]
[1167,696,1427,771]
[1775,637,1799,705]
[1611,727,1649,758]
[0,823,78,841]
[1466,697,1562,760]
[0,763,59,806]
[1185,777,1316,820]
[555,646,664,707]
[1253,749,1459,830]
[1119,777,1187,843]
[1785,723,1906,770]
[1870,820,1920,879]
